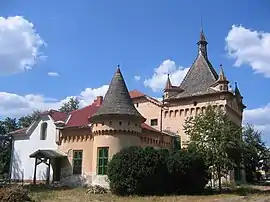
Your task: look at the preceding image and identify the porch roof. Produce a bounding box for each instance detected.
[29,149,67,159]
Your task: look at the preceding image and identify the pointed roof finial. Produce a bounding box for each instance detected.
[165,74,172,90]
[198,15,207,43]
[200,14,203,32]
[219,64,227,81]
[234,81,241,95]
[116,64,120,71]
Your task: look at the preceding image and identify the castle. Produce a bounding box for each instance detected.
[9,29,245,187]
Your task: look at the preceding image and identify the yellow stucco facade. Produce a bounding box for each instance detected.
[54,30,245,187]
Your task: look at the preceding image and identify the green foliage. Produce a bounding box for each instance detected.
[18,110,41,128]
[242,124,269,183]
[107,146,209,196]
[167,149,209,194]
[183,105,243,191]
[0,117,18,176]
[107,146,167,195]
[59,97,80,113]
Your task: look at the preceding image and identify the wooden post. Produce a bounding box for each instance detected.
[33,158,37,184]
[46,159,51,184]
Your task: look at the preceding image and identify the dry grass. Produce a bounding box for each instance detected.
[30,186,270,202]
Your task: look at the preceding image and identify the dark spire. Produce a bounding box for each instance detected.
[90,66,145,122]
[164,74,172,90]
[218,64,228,82]
[234,82,242,97]
[197,21,208,58]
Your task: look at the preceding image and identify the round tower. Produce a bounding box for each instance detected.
[89,66,145,186]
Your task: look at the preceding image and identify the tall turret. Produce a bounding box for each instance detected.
[89,66,145,183]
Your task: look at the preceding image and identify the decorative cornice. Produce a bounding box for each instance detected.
[92,129,140,136]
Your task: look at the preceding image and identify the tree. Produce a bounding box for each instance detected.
[242,124,269,182]
[1,118,18,134]
[59,97,80,113]
[183,105,242,191]
[18,110,42,128]
[0,117,18,176]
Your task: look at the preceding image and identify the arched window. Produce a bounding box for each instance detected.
[40,122,48,140]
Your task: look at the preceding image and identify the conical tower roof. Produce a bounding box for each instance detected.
[90,66,145,122]
[164,74,172,90]
[217,64,229,83]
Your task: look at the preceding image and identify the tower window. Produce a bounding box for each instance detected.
[40,122,48,140]
[119,121,122,125]
[97,147,109,175]
[109,121,112,125]
[73,150,83,174]
[193,101,197,106]
[150,119,158,126]
[136,103,139,107]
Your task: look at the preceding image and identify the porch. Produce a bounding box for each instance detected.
[29,149,67,184]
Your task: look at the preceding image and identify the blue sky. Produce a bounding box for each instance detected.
[0,1,270,142]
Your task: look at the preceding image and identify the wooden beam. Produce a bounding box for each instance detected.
[46,159,51,184]
[33,158,37,184]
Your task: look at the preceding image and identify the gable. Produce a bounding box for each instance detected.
[180,54,218,96]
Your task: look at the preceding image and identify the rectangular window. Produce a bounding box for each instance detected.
[150,119,158,126]
[97,147,109,175]
[73,150,83,174]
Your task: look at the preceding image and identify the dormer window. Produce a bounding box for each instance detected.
[40,122,48,140]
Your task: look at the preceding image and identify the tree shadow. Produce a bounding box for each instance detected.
[23,183,74,193]
[201,186,270,196]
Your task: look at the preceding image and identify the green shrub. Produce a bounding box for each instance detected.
[107,146,168,195]
[167,150,209,194]
[107,146,209,196]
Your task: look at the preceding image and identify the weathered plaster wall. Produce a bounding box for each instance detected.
[58,128,93,187]
[132,97,161,130]
[11,116,57,182]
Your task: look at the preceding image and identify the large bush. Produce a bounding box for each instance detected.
[107,146,168,195]
[167,150,209,194]
[107,146,209,196]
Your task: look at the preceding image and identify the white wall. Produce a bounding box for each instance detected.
[11,116,58,182]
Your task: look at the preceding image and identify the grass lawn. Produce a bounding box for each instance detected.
[30,186,270,202]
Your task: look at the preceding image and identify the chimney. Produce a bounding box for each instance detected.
[95,96,103,106]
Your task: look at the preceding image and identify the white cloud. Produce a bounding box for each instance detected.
[144,59,189,92]
[48,72,59,77]
[244,104,270,142]
[0,85,109,118]
[226,25,270,77]
[0,16,45,75]
[78,85,109,107]
[134,75,140,81]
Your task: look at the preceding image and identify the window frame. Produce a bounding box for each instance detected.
[150,118,158,126]
[40,122,48,140]
[72,150,83,175]
[97,147,109,175]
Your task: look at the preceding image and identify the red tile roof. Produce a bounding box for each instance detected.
[65,104,99,127]
[8,128,27,135]
[64,94,160,132]
[129,90,145,99]
[65,97,102,127]
[41,110,68,122]
[141,123,160,133]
